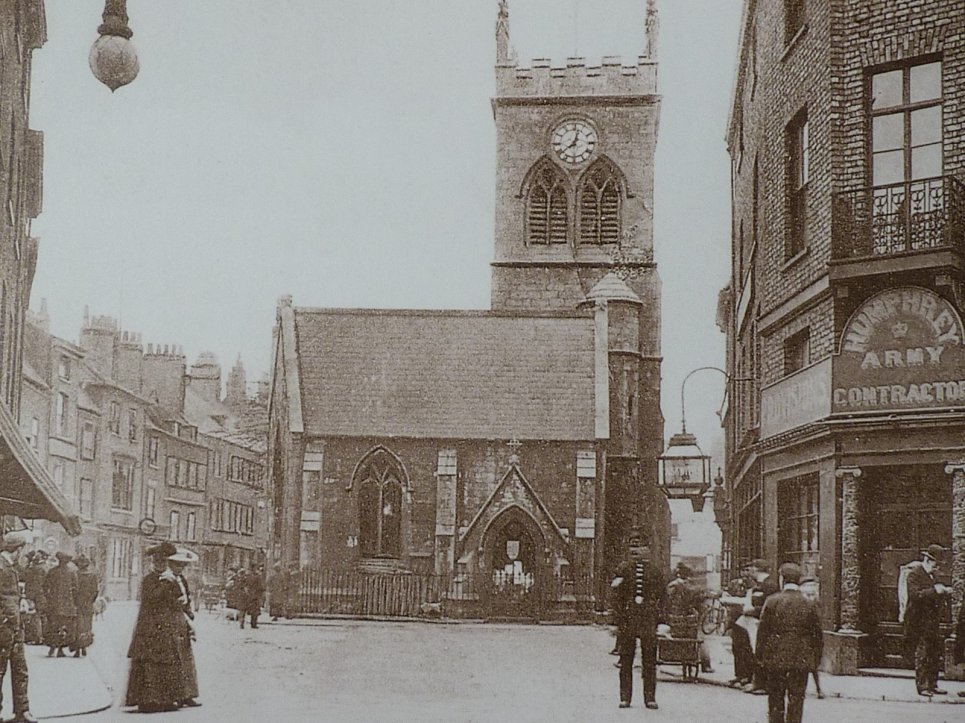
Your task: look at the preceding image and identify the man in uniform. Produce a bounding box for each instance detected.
[904,544,951,696]
[756,562,823,723]
[611,526,668,710]
[0,532,37,722]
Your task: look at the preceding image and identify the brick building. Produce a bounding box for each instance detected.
[0,0,79,536]
[721,0,965,674]
[268,1,669,618]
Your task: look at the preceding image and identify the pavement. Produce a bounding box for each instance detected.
[4,605,964,719]
[0,642,111,720]
[666,634,965,704]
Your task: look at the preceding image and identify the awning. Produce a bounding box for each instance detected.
[0,400,81,536]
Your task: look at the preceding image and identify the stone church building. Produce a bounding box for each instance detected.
[268,1,669,615]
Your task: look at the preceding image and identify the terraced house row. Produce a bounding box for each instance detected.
[18,303,269,600]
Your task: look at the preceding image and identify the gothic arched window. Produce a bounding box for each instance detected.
[526,162,569,245]
[355,449,405,558]
[578,160,623,244]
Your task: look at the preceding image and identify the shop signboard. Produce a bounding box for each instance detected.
[761,357,831,439]
[832,287,965,413]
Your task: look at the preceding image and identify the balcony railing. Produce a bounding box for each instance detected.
[832,175,965,260]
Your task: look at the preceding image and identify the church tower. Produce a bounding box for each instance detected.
[490,1,668,576]
[490,0,660,315]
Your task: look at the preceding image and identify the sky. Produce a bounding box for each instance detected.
[29,0,742,465]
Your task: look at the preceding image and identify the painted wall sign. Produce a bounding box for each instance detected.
[833,287,965,412]
[761,357,832,438]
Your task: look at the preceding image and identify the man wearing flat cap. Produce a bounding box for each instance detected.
[610,526,668,710]
[903,543,951,696]
[0,532,37,722]
[756,562,823,723]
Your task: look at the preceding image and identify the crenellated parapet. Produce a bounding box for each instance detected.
[144,343,185,359]
[496,55,657,99]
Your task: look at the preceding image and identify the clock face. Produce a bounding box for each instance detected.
[551,120,597,164]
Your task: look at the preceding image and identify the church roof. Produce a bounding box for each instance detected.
[289,308,597,441]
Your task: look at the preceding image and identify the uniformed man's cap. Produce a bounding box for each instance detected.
[750,558,770,573]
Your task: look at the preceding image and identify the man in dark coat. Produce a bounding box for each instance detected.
[43,552,78,657]
[241,565,266,629]
[955,593,965,698]
[903,544,951,696]
[125,541,187,713]
[756,562,823,723]
[610,526,668,710]
[0,533,37,722]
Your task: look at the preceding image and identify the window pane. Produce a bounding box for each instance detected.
[873,149,905,185]
[872,69,902,109]
[911,106,942,146]
[872,113,903,152]
[911,143,942,180]
[910,61,942,103]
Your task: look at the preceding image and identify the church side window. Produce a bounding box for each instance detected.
[355,449,405,558]
[578,160,622,244]
[526,163,568,245]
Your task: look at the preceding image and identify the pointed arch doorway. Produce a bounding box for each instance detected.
[482,506,546,619]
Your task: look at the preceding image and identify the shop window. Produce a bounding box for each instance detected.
[778,475,819,579]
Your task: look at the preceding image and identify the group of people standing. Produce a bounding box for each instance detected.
[610,530,825,723]
[0,534,102,723]
[125,542,201,714]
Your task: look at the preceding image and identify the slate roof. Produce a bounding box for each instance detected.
[291,308,597,441]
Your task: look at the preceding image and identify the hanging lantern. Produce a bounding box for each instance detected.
[657,431,711,513]
[89,0,139,91]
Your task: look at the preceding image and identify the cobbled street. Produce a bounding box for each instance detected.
[43,603,958,723]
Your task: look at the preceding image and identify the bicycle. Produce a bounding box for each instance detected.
[699,595,730,636]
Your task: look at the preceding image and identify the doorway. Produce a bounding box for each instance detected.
[483,508,544,619]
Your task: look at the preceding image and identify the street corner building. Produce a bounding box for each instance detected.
[0,0,81,538]
[720,0,965,677]
[266,1,669,621]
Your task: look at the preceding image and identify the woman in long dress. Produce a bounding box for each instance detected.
[124,542,186,713]
[167,549,201,708]
[70,555,99,657]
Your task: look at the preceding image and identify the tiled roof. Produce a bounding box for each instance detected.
[292,309,596,440]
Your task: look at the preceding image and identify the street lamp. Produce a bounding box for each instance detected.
[89,0,139,91]
[658,429,711,512]
[657,366,732,512]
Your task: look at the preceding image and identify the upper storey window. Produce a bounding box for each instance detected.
[786,109,809,259]
[579,160,622,245]
[868,59,944,255]
[526,162,568,245]
[870,60,942,187]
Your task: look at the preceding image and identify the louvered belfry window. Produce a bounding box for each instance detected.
[527,164,569,245]
[579,162,621,244]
